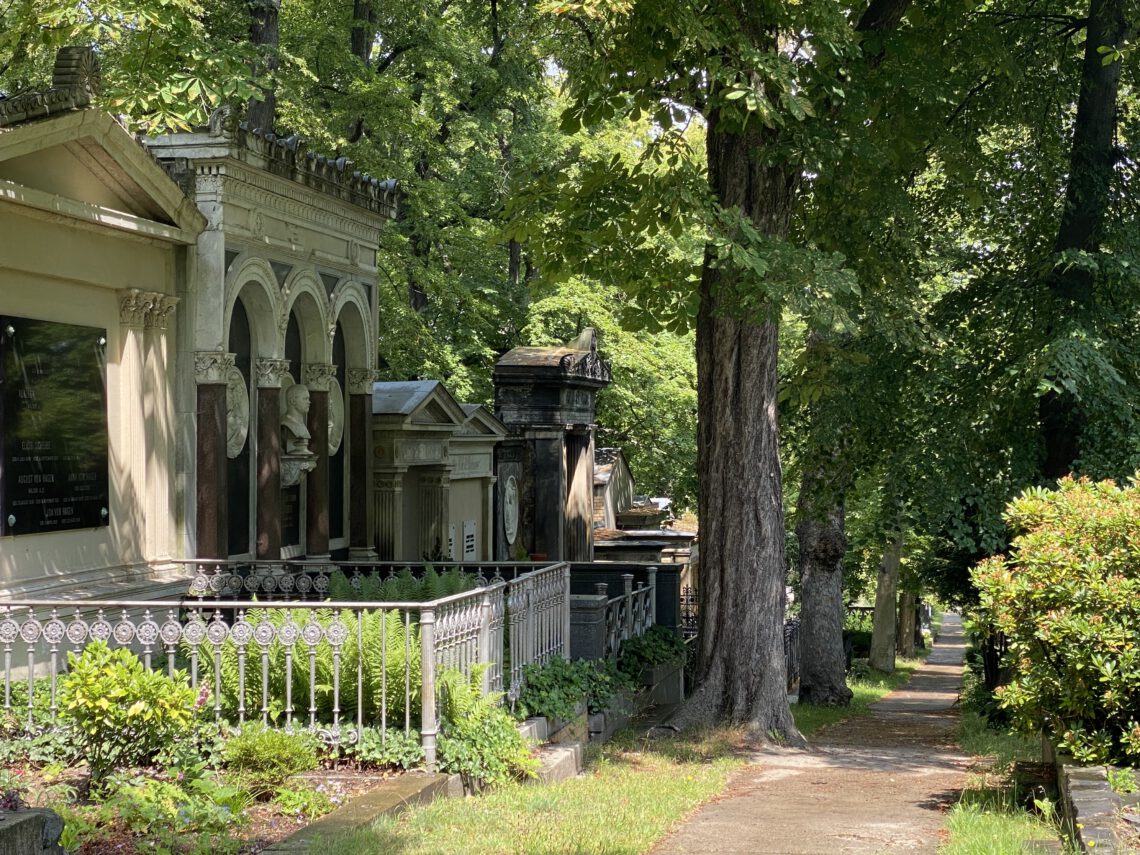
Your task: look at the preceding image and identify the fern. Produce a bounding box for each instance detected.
[191,607,422,728]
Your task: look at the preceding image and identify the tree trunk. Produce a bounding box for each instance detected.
[1040,0,1126,476]
[795,468,853,707]
[896,590,916,658]
[247,0,281,132]
[350,0,377,66]
[869,532,902,672]
[671,98,802,745]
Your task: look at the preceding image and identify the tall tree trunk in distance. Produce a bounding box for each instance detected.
[795,466,853,707]
[671,94,803,746]
[247,0,281,132]
[869,531,902,672]
[896,590,916,658]
[350,0,377,66]
[1040,0,1126,477]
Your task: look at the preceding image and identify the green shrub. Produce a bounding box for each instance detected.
[581,658,636,714]
[845,629,873,659]
[219,725,322,798]
[618,625,688,677]
[516,658,636,720]
[58,641,196,786]
[971,477,1140,764]
[194,606,421,728]
[342,726,424,770]
[516,658,588,722]
[89,774,247,854]
[273,782,336,819]
[436,668,537,788]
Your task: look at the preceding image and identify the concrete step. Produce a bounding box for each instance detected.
[533,741,584,785]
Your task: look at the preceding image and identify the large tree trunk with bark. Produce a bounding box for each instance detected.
[671,100,802,745]
[869,532,902,672]
[247,0,281,132]
[1040,0,1126,476]
[795,467,853,707]
[896,590,916,658]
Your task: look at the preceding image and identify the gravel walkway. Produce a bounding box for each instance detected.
[651,614,970,855]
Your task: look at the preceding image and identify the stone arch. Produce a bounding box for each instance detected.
[224,255,282,358]
[330,280,373,369]
[281,267,331,364]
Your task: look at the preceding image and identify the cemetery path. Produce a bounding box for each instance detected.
[650,614,969,855]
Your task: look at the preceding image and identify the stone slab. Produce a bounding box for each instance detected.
[533,741,584,785]
[0,808,64,855]
[261,772,450,852]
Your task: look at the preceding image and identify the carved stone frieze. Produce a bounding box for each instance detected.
[302,363,337,392]
[345,368,377,396]
[119,289,152,328]
[0,47,101,127]
[194,351,236,385]
[146,295,179,330]
[559,347,612,383]
[120,290,180,331]
[255,358,292,389]
[280,454,317,488]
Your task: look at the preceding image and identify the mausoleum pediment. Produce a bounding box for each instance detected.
[0,110,205,243]
[372,380,467,430]
[457,404,507,439]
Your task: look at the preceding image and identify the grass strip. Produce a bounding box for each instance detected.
[792,657,924,737]
[939,709,1067,854]
[323,726,749,855]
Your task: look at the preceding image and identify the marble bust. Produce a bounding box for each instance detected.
[281,383,312,455]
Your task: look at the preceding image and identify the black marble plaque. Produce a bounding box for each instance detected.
[0,316,109,536]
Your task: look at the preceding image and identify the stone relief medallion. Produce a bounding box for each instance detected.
[503,475,519,546]
[225,366,250,459]
[328,377,345,454]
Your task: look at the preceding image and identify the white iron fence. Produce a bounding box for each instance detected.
[0,560,569,771]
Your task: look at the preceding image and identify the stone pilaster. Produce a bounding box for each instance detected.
[418,468,451,561]
[194,351,235,558]
[347,368,377,559]
[373,470,405,560]
[254,358,290,559]
[305,387,330,557]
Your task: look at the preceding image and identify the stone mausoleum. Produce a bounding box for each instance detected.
[0,47,620,600]
[0,48,395,597]
[494,329,611,562]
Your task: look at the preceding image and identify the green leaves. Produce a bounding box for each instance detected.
[970,477,1140,765]
[58,641,197,788]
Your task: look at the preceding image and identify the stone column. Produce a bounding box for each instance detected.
[194,351,234,559]
[118,291,148,559]
[564,428,594,562]
[255,358,290,559]
[143,294,178,563]
[373,470,406,560]
[481,475,496,561]
[418,468,451,561]
[532,430,566,560]
[303,363,336,558]
[347,368,377,559]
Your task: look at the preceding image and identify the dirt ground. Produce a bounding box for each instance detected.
[651,615,970,855]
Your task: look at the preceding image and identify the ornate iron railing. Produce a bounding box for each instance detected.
[678,584,801,692]
[599,569,657,659]
[0,560,568,771]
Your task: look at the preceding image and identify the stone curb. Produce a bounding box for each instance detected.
[259,771,452,852]
[1056,761,1132,854]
